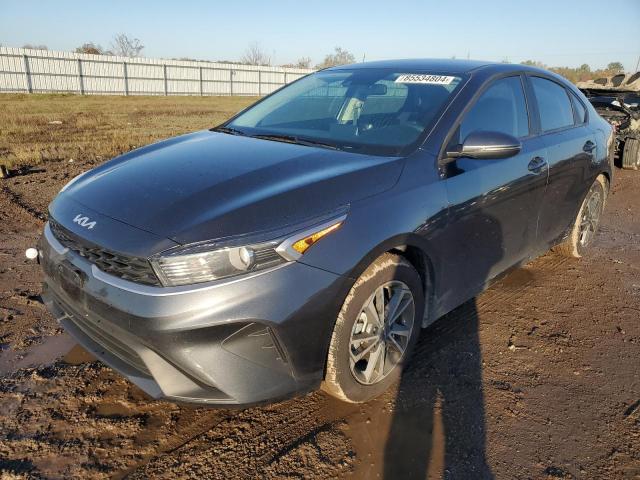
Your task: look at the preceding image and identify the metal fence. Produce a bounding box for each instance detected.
[0,47,314,96]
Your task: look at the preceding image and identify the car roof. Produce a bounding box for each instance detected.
[327,58,497,74]
[326,58,559,78]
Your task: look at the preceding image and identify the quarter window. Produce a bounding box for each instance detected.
[531,77,574,131]
[460,76,529,141]
[570,92,587,124]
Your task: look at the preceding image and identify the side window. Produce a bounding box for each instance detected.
[460,76,529,141]
[570,92,587,124]
[530,77,575,131]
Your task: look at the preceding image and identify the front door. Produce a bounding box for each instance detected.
[438,75,548,313]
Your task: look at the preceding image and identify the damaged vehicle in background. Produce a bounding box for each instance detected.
[578,72,640,170]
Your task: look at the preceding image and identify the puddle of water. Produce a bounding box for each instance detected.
[0,333,77,375]
[62,343,97,365]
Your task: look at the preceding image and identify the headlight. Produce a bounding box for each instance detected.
[151,240,284,287]
[151,215,346,287]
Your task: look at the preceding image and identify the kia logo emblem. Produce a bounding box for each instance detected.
[73,214,96,230]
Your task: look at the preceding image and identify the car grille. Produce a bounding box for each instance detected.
[49,219,161,286]
[71,312,151,375]
[50,295,151,376]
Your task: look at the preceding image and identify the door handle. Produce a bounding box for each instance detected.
[583,140,597,153]
[528,156,547,173]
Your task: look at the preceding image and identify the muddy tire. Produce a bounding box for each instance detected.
[322,253,424,403]
[554,175,608,258]
[622,138,640,170]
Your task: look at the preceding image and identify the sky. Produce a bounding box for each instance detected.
[1,0,639,71]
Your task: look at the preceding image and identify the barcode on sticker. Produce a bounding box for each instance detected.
[395,74,455,85]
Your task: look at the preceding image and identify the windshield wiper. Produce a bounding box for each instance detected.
[211,126,246,136]
[251,134,339,151]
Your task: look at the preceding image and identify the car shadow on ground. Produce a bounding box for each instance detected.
[381,208,503,478]
[383,299,493,479]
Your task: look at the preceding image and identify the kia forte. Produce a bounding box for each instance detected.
[36,59,613,405]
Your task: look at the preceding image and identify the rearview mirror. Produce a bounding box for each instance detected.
[447,130,522,160]
[367,84,388,96]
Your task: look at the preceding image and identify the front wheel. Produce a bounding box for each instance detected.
[554,175,608,258]
[322,253,424,403]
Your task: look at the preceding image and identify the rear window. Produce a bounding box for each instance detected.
[530,77,574,132]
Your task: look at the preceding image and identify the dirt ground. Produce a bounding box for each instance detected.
[0,95,639,479]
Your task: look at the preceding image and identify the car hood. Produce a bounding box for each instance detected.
[63,131,405,245]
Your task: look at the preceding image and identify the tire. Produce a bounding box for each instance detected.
[622,138,640,170]
[554,175,608,258]
[322,253,424,403]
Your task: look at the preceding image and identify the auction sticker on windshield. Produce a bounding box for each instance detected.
[395,74,455,84]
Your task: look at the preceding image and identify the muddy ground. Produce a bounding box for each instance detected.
[0,157,639,478]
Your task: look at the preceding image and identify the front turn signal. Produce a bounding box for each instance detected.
[291,222,343,255]
[276,216,346,261]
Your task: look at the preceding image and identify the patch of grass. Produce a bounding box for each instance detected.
[0,94,257,168]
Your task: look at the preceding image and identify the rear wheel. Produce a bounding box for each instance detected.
[554,175,608,258]
[622,138,640,170]
[322,253,424,403]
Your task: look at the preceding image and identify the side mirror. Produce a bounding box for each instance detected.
[446,130,522,160]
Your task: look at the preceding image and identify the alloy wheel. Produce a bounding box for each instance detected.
[578,188,603,247]
[349,281,415,385]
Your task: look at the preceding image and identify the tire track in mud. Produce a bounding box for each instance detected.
[112,409,233,480]
[0,184,47,223]
[124,393,358,479]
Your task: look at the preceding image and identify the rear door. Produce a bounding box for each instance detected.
[527,76,596,247]
[438,75,549,311]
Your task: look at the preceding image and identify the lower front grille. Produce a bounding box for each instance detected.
[49,219,161,286]
[54,298,150,376]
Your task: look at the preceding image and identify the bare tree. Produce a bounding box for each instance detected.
[281,57,313,69]
[22,44,48,50]
[316,47,355,69]
[75,42,104,55]
[241,42,271,66]
[110,34,144,57]
[607,62,624,73]
[294,56,312,69]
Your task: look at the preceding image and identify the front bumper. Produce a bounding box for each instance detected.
[40,223,348,405]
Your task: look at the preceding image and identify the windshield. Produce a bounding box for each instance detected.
[224,69,464,155]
